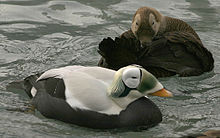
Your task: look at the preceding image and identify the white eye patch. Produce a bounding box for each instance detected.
[122,68,141,88]
[131,14,141,37]
[149,13,160,35]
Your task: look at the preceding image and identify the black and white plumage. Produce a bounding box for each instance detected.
[8,65,172,129]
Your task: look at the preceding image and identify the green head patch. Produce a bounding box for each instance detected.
[137,68,159,93]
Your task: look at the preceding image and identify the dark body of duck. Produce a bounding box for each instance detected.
[98,7,214,77]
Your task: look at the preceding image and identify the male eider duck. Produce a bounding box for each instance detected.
[98,6,214,77]
[8,65,172,129]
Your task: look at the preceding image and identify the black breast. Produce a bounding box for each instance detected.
[119,97,162,129]
[32,89,162,129]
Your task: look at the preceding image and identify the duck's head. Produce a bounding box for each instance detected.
[131,7,163,44]
[108,65,172,98]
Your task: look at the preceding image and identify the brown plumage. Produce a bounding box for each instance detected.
[130,7,201,43]
[181,130,220,138]
[98,7,214,77]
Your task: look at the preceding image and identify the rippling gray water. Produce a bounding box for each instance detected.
[1,0,220,137]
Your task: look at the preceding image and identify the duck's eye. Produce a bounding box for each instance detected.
[131,76,137,79]
[136,22,138,26]
[152,21,154,25]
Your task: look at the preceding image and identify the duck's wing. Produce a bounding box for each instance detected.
[98,31,214,77]
[75,66,115,83]
[8,66,117,113]
[139,31,214,77]
[36,66,120,114]
[30,86,122,129]
[98,33,140,70]
[97,35,176,77]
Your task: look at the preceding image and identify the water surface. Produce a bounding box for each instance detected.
[0,0,220,137]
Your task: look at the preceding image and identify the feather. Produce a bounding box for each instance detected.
[107,68,125,98]
[98,30,214,77]
[37,69,64,81]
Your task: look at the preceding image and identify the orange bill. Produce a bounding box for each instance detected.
[149,88,173,97]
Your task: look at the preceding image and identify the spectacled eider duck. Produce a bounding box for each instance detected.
[98,6,214,77]
[8,65,172,129]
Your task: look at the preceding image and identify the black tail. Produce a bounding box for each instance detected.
[7,74,42,98]
[7,73,66,100]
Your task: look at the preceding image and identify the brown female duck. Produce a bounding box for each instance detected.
[98,7,214,77]
[181,130,220,138]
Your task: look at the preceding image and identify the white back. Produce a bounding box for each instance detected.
[38,66,123,114]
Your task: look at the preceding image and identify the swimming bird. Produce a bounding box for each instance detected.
[98,7,214,77]
[8,65,172,129]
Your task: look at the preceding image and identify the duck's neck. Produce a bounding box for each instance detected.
[157,16,201,41]
[110,90,144,109]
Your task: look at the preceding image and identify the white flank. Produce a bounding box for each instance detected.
[31,87,37,97]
